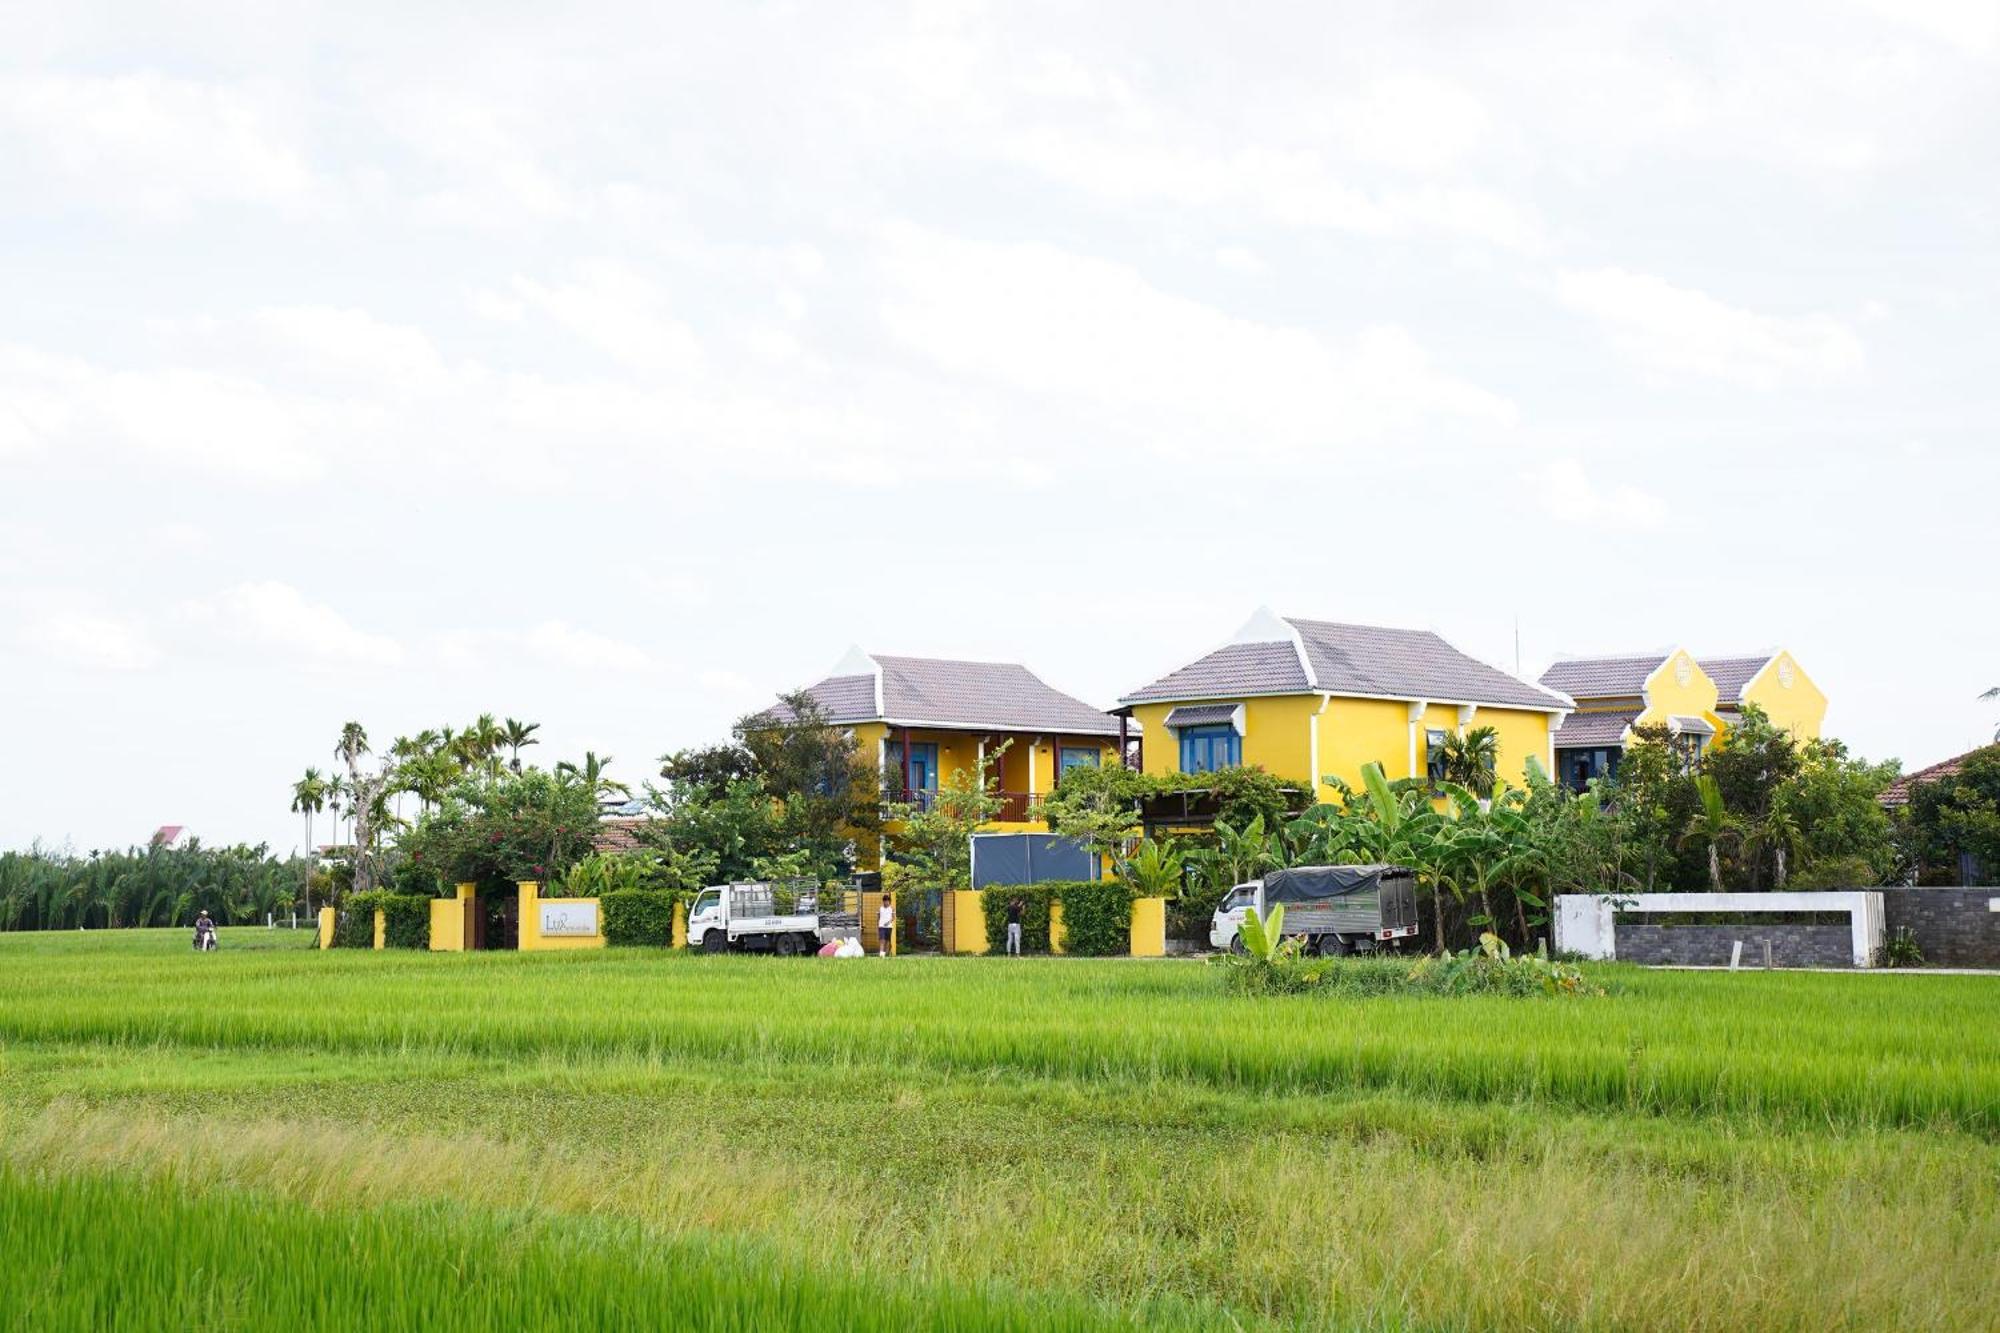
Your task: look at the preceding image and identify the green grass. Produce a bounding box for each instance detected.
[0,930,1996,1329]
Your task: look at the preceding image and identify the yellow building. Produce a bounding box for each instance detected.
[1117,609,1573,802]
[1538,647,1826,791]
[757,648,1130,855]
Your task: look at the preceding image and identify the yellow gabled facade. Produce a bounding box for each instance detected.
[1121,611,1571,805]
[1732,651,1827,739]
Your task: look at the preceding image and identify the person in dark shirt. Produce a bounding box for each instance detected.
[1006,896,1024,956]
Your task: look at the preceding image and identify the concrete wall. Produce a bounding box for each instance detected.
[1615,923,1857,968]
[1879,888,2000,967]
[1556,891,1884,966]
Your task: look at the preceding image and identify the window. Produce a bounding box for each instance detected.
[690,890,720,918]
[1557,747,1621,794]
[884,741,939,808]
[1058,746,1100,777]
[1178,725,1240,774]
[1425,729,1449,787]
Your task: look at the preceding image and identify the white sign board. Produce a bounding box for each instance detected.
[539,901,599,938]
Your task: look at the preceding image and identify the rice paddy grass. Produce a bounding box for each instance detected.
[0,928,1995,1329]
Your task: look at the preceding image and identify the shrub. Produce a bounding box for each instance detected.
[600,890,683,947]
[1216,932,1603,998]
[348,891,431,949]
[980,884,1053,953]
[328,908,372,949]
[1879,926,1925,969]
[1055,880,1136,956]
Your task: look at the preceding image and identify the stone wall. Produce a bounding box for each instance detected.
[1613,923,1856,968]
[1879,888,2000,968]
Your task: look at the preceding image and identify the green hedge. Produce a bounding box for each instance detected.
[347,891,432,949]
[328,908,371,949]
[979,882,1136,955]
[601,890,685,947]
[1056,880,1136,956]
[980,885,1054,953]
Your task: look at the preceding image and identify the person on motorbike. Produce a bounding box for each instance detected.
[193,909,216,952]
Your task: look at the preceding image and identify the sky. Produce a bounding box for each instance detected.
[3,0,1997,855]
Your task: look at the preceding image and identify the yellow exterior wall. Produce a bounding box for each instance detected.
[1138,693,1555,799]
[1129,897,1166,957]
[427,898,464,952]
[317,906,335,949]
[515,882,607,951]
[1637,651,1723,731]
[1739,652,1827,739]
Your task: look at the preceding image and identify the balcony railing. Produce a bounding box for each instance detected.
[882,789,1037,823]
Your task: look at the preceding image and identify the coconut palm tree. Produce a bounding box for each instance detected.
[1744,795,1805,889]
[289,767,328,913]
[557,751,629,800]
[1678,774,1743,892]
[460,714,505,775]
[501,718,541,772]
[1437,726,1501,800]
[1984,686,1999,741]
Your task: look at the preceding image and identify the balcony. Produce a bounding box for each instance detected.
[882,788,1039,824]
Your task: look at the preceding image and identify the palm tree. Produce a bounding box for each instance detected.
[335,722,370,770]
[1678,774,1742,892]
[558,751,629,800]
[290,768,328,913]
[460,714,504,775]
[1984,686,1999,742]
[501,718,541,772]
[1437,726,1500,800]
[1744,796,1805,889]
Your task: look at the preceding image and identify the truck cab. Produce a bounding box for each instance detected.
[1210,882,1260,952]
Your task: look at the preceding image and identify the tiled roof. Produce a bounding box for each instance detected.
[1124,619,1566,711]
[593,818,654,853]
[760,655,1123,737]
[1538,654,1669,700]
[1552,710,1639,748]
[1879,749,1987,808]
[1698,655,1770,704]
[1163,703,1242,728]
[1289,619,1570,711]
[1669,714,1716,736]
[1121,641,1309,704]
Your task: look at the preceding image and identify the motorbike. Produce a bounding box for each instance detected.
[192,923,218,952]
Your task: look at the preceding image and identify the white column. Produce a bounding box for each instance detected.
[1406,701,1427,778]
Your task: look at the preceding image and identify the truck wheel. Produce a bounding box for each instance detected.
[1318,935,1353,956]
[775,934,800,957]
[701,930,728,954]
[1228,934,1247,955]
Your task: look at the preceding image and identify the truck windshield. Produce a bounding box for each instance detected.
[692,891,720,916]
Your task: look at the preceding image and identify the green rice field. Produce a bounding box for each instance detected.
[0,928,1995,1330]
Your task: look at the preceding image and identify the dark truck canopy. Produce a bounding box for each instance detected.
[1262,865,1412,903]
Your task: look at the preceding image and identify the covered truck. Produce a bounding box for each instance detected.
[686,880,862,955]
[1210,864,1420,955]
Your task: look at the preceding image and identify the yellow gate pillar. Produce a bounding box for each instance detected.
[948,890,987,955]
[317,906,335,949]
[371,909,386,950]
[672,900,688,949]
[1129,897,1167,957]
[1049,900,1067,955]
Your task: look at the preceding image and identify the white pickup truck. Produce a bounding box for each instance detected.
[686,881,860,955]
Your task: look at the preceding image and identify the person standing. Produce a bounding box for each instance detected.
[877,894,895,957]
[1006,896,1024,956]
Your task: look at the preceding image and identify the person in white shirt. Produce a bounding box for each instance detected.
[877,896,895,957]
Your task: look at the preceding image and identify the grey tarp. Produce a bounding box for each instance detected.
[1262,865,1409,903]
[970,833,1097,887]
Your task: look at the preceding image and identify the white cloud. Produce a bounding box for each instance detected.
[19,613,160,672]
[1214,245,1266,276]
[246,307,450,390]
[0,72,310,220]
[181,582,403,667]
[879,227,1515,450]
[1555,268,1867,389]
[524,620,653,673]
[1535,459,1668,533]
[504,264,706,377]
[0,344,326,483]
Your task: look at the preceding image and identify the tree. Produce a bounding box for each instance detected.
[657,742,758,801]
[1124,838,1186,898]
[1436,726,1500,799]
[289,767,328,913]
[886,763,1001,892]
[557,751,629,800]
[1744,794,1804,889]
[501,718,541,772]
[1034,762,1146,869]
[733,692,879,879]
[333,721,397,897]
[1677,774,1742,891]
[1984,686,1999,742]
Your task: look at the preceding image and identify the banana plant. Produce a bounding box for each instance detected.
[1237,904,1288,961]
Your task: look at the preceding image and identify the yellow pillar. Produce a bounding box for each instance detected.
[1129,897,1167,958]
[371,909,385,951]
[949,890,988,955]
[1049,900,1066,956]
[317,906,335,949]
[672,900,688,949]
[517,881,540,951]
[428,897,465,951]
